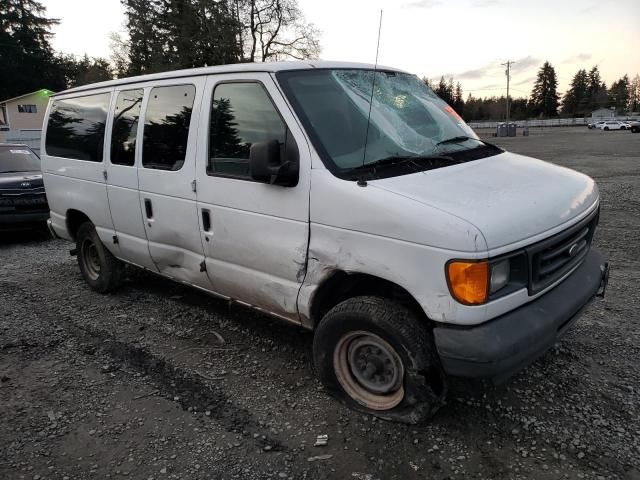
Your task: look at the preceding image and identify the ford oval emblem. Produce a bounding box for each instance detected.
[568,243,579,258]
[20,181,32,188]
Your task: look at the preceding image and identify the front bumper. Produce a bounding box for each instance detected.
[433,248,608,383]
[0,211,50,230]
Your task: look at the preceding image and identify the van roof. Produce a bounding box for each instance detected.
[55,60,405,97]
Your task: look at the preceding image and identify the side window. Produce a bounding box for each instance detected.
[142,84,195,171]
[111,89,144,166]
[18,104,37,113]
[45,93,110,162]
[209,82,286,178]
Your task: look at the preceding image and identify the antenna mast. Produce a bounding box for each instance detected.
[362,9,383,167]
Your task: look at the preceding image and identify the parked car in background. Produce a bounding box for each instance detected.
[0,143,49,230]
[598,121,630,131]
[628,121,640,133]
[588,121,605,129]
[42,61,609,423]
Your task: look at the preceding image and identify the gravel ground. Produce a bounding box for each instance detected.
[1,127,639,480]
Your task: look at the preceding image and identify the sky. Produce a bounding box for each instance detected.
[45,0,640,98]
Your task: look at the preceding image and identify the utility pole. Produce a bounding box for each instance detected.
[501,60,515,123]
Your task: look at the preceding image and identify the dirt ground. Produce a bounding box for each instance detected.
[1,127,639,480]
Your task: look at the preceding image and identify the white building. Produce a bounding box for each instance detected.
[591,108,615,119]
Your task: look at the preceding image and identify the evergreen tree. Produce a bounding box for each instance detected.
[0,0,66,98]
[121,0,166,75]
[561,69,589,116]
[609,75,630,114]
[211,97,243,157]
[587,66,609,110]
[434,76,454,105]
[629,74,640,113]
[530,61,559,117]
[452,81,465,116]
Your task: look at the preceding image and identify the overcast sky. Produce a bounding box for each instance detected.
[44,0,640,98]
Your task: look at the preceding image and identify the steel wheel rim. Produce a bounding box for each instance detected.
[81,238,101,281]
[334,331,404,411]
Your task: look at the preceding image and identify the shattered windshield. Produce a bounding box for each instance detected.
[277,69,495,177]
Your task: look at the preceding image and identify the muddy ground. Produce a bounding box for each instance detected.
[1,127,639,480]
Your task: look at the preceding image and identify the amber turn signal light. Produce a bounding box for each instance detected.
[446,260,489,305]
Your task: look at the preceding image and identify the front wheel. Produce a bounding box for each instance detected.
[313,296,447,423]
[76,222,125,293]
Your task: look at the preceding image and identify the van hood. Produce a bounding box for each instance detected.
[369,151,598,250]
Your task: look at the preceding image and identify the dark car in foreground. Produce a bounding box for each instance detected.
[629,121,640,133]
[0,144,49,230]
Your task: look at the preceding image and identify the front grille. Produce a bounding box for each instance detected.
[0,192,48,213]
[527,209,598,294]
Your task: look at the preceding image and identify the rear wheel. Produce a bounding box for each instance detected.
[76,222,124,292]
[604,127,609,130]
[313,296,447,423]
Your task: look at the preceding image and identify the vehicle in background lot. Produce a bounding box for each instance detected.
[588,121,605,129]
[598,121,630,131]
[41,61,609,423]
[629,121,640,133]
[0,143,49,230]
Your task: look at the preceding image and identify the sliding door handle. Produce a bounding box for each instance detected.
[202,209,211,233]
[144,199,153,219]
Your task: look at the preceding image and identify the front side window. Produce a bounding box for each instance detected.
[45,93,110,162]
[142,85,195,171]
[111,89,144,166]
[277,69,500,179]
[209,82,286,178]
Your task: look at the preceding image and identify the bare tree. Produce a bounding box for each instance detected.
[234,0,320,62]
[108,32,130,78]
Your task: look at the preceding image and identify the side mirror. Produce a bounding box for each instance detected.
[249,133,299,187]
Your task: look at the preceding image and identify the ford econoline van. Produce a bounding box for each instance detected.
[42,61,609,423]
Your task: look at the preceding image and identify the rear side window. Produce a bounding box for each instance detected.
[45,93,110,162]
[111,89,144,166]
[209,82,286,178]
[142,85,195,171]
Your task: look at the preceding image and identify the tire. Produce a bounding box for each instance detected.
[604,127,609,131]
[621,126,626,130]
[313,296,447,424]
[76,222,125,293]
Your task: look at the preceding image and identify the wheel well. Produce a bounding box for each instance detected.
[66,209,91,240]
[310,272,426,327]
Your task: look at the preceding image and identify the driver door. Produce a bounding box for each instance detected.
[194,73,311,322]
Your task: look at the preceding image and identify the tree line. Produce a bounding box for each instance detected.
[0,0,319,100]
[429,61,640,122]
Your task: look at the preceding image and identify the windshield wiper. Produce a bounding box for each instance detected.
[350,154,458,172]
[435,135,473,146]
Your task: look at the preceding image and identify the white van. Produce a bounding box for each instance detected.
[42,61,609,423]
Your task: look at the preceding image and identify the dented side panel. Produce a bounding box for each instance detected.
[300,169,493,327]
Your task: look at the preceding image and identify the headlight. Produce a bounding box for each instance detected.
[490,259,510,294]
[446,256,524,305]
[446,260,489,305]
